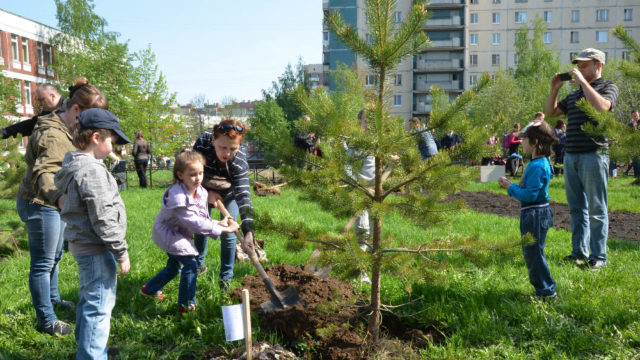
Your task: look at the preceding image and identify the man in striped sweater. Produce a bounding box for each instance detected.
[545,48,619,270]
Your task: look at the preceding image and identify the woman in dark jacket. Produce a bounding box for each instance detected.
[132,130,150,188]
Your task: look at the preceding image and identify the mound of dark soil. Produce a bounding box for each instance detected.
[449,191,640,241]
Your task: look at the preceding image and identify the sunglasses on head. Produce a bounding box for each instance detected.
[217,123,243,134]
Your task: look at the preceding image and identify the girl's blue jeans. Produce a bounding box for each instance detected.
[145,254,197,307]
[520,205,556,297]
[194,198,238,283]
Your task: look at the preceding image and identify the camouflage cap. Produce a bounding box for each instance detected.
[572,48,606,64]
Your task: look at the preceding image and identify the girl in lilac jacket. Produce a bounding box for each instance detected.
[140,151,238,313]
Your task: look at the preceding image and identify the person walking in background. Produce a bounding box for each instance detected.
[192,120,256,291]
[409,117,438,160]
[140,150,239,313]
[498,120,558,301]
[16,77,107,336]
[503,123,523,176]
[132,130,151,188]
[1,83,65,139]
[545,48,619,270]
[627,110,640,177]
[54,108,131,359]
[552,119,566,175]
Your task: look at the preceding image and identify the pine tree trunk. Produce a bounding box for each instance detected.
[367,156,384,340]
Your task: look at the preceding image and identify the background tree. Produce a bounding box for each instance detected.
[0,74,25,255]
[256,0,493,344]
[262,57,308,129]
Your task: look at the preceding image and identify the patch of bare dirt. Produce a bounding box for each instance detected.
[449,191,640,241]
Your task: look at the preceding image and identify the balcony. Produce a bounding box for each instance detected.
[414,81,462,92]
[428,38,463,48]
[413,103,432,113]
[414,58,464,72]
[426,0,465,8]
[425,16,463,28]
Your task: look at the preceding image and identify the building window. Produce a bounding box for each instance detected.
[570,31,579,43]
[571,10,579,22]
[624,9,632,21]
[622,51,631,61]
[323,31,329,42]
[366,33,373,44]
[492,0,500,3]
[596,9,609,22]
[514,54,519,64]
[470,13,478,24]
[492,33,500,45]
[596,31,608,43]
[25,81,32,106]
[569,52,578,61]
[365,74,377,86]
[515,0,527,2]
[470,75,478,86]
[395,11,402,23]
[492,13,500,24]
[469,54,478,66]
[394,74,402,86]
[515,12,527,23]
[45,45,53,64]
[393,95,402,107]
[470,33,478,45]
[21,38,29,63]
[470,0,478,4]
[11,35,19,62]
[37,43,44,66]
[492,54,500,66]
[544,11,552,23]
[543,32,552,44]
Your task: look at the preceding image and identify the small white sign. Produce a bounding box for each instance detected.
[222,304,245,341]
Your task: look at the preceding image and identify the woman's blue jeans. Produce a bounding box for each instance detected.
[145,254,198,307]
[563,151,609,262]
[194,199,238,283]
[521,205,556,297]
[16,197,65,328]
[74,252,117,360]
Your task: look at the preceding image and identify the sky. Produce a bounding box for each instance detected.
[2,1,323,105]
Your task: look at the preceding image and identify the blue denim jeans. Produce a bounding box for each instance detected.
[194,199,238,283]
[563,151,609,262]
[145,254,197,307]
[520,205,556,297]
[16,197,65,328]
[74,252,117,360]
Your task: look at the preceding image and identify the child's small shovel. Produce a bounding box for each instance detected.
[215,199,302,313]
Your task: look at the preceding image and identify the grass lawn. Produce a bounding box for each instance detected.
[0,175,639,359]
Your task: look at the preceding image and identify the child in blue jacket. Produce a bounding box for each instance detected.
[498,119,558,300]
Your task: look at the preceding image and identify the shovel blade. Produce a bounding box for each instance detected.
[260,286,303,313]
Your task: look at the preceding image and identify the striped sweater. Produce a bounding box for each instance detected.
[557,77,619,154]
[193,132,254,234]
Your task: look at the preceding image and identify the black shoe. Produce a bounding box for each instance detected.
[55,300,76,312]
[563,254,587,265]
[218,280,231,292]
[38,320,72,335]
[588,260,606,270]
[536,292,558,303]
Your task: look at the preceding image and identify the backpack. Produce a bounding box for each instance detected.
[501,133,512,151]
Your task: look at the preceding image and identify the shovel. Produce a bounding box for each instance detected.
[215,199,302,313]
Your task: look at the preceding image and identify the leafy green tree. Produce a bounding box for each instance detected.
[262,58,308,131]
[0,74,25,255]
[257,0,492,343]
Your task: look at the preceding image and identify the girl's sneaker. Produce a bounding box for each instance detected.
[178,304,198,314]
[140,285,164,300]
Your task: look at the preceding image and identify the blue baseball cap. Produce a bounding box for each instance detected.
[78,108,131,145]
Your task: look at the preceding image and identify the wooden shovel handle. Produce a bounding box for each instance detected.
[215,199,284,305]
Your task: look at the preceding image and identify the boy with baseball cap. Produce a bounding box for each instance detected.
[54,108,131,359]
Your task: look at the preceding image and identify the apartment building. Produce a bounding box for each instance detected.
[0,9,60,121]
[323,0,640,119]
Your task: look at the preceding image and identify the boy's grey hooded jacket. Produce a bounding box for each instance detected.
[54,152,129,262]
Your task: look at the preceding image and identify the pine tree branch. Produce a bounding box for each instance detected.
[339,178,375,199]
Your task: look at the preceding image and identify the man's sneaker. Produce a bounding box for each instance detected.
[218,280,231,292]
[563,254,587,265]
[197,265,208,276]
[178,304,198,314]
[55,300,76,312]
[38,320,72,336]
[588,260,606,270]
[140,285,164,300]
[536,292,558,303]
